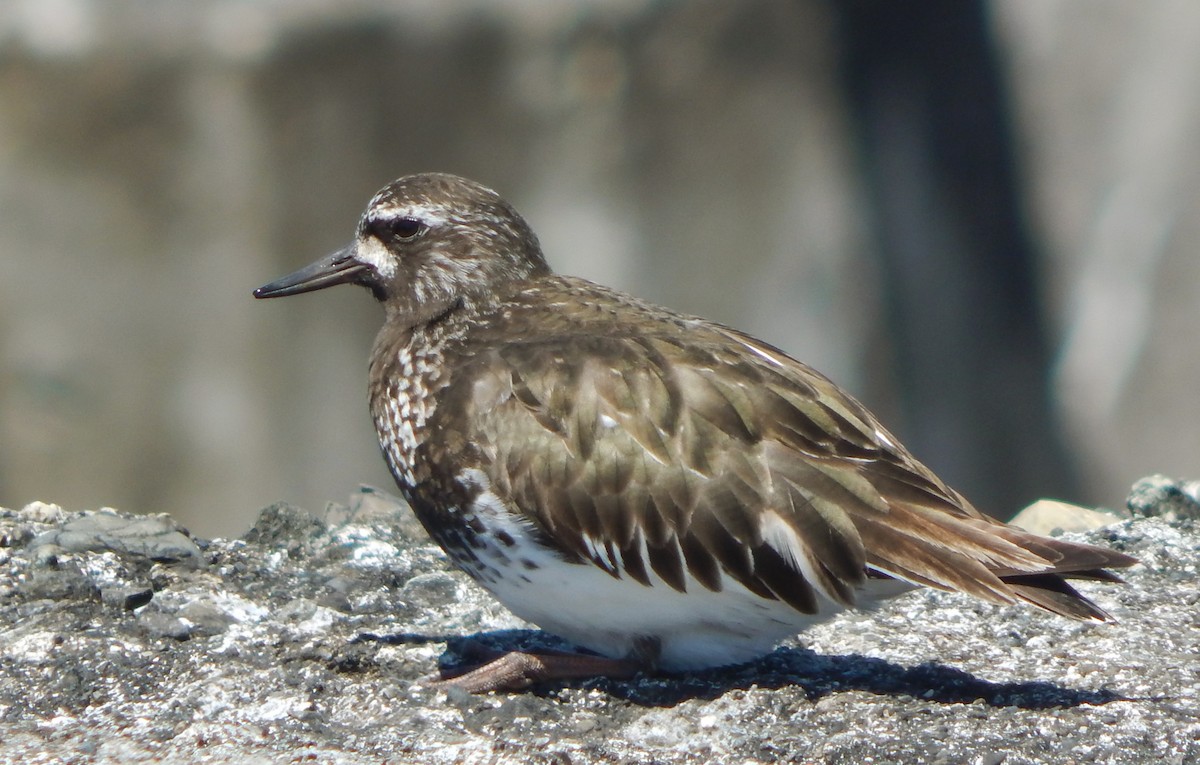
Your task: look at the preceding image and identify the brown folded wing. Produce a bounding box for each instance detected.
[431,313,1134,621]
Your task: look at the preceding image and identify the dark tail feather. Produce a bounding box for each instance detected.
[1002,572,1117,622]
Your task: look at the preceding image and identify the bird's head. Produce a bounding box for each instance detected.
[254,173,550,323]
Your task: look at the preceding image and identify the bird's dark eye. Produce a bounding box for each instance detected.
[387,217,424,240]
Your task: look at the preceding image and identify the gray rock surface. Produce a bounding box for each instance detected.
[1127,474,1200,523]
[1,480,1198,764]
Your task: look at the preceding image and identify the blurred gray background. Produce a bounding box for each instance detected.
[2,1,1197,538]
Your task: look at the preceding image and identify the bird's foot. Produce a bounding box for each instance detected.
[427,641,642,693]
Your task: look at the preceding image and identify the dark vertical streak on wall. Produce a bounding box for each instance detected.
[831,0,1079,516]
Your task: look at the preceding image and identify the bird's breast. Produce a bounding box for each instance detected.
[368,330,455,492]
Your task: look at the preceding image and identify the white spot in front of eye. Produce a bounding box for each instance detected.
[355,236,396,279]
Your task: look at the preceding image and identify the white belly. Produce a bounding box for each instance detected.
[482,548,840,670]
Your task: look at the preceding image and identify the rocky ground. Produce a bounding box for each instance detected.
[0,477,1198,765]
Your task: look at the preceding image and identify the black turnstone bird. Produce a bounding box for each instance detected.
[255,173,1136,692]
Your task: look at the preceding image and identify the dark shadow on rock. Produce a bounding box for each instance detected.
[693,646,1129,710]
[352,629,1127,710]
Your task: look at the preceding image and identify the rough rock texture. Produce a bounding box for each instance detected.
[1,480,1198,765]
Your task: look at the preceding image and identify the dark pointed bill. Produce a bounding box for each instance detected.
[253,245,365,299]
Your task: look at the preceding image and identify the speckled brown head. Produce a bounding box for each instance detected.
[254,173,550,325]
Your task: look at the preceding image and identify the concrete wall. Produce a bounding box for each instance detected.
[1,1,1196,536]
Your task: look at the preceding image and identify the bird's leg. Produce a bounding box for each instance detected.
[428,636,659,693]
[430,651,641,693]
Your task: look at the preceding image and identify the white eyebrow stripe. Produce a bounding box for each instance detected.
[369,202,453,228]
